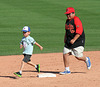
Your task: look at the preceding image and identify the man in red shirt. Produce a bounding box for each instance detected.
[60,7,91,74]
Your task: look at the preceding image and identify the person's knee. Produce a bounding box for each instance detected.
[63,53,70,56]
[75,56,86,61]
[75,56,81,60]
[63,53,70,59]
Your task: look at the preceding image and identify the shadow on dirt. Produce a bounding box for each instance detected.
[23,70,59,74]
[23,70,86,74]
[0,76,17,79]
[0,71,86,79]
[71,72,86,74]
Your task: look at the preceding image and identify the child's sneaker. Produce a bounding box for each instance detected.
[59,70,71,75]
[14,72,22,77]
[36,64,40,73]
[86,57,91,70]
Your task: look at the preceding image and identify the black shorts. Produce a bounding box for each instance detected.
[23,54,32,63]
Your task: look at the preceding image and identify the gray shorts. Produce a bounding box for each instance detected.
[63,46,84,57]
[23,54,32,63]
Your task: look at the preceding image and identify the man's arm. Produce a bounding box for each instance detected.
[70,34,80,44]
[64,32,67,43]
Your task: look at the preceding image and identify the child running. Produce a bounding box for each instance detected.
[14,26,43,77]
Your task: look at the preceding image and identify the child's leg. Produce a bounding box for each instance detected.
[19,61,37,72]
[19,61,25,73]
[19,61,37,74]
[27,61,36,67]
[27,62,40,72]
[14,54,30,74]
[14,61,24,77]
[22,54,40,72]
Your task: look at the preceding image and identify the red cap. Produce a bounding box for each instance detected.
[64,7,75,14]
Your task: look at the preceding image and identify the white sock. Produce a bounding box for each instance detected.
[86,57,88,61]
[65,67,70,71]
[19,70,22,74]
[35,65,37,68]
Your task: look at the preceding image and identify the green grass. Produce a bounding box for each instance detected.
[0,0,100,55]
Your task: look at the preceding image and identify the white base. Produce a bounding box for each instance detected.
[37,73,56,78]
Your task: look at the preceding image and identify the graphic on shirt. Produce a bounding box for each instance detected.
[65,24,75,33]
[23,41,28,48]
[20,36,36,55]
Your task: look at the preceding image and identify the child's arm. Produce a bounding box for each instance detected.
[20,39,23,49]
[20,44,23,49]
[35,42,43,50]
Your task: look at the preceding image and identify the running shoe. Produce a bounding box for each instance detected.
[36,64,40,73]
[14,72,22,77]
[86,57,91,70]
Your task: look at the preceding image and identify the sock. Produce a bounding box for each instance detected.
[86,57,88,61]
[65,67,70,71]
[19,70,22,74]
[35,65,37,68]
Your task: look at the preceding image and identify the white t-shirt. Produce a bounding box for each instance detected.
[20,35,36,55]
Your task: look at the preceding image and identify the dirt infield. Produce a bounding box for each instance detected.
[0,51,100,87]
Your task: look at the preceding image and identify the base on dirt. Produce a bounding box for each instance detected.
[37,73,56,78]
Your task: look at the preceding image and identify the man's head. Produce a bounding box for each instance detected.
[64,7,75,20]
[22,26,30,37]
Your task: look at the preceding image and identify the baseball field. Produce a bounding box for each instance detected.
[0,0,100,87]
